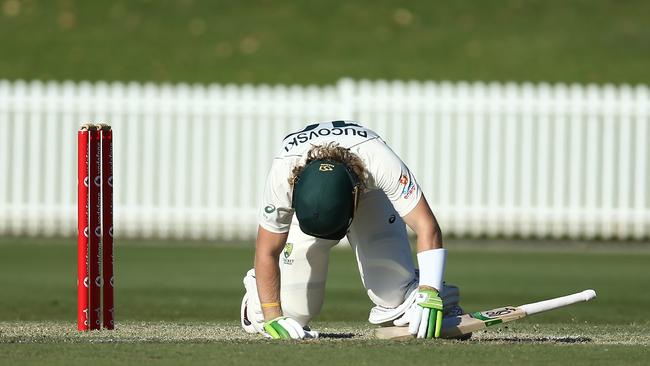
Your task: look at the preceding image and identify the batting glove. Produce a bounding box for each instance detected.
[263,316,318,340]
[409,287,444,338]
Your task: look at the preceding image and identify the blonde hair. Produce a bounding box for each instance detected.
[289,143,366,189]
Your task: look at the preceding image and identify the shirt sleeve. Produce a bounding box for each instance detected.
[365,140,422,217]
[258,158,295,233]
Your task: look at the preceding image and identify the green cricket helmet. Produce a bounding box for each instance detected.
[292,159,361,240]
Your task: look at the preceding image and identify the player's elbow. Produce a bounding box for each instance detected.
[417,224,437,238]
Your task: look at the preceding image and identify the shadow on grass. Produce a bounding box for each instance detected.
[477,336,592,344]
[319,333,357,339]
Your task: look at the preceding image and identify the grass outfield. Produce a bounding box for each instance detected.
[1,323,648,365]
[0,1,648,84]
[0,238,648,365]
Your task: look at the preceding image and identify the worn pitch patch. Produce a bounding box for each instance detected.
[0,321,647,346]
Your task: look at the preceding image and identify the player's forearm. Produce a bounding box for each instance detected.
[253,226,288,320]
[403,196,443,252]
[415,219,442,252]
[414,222,444,292]
[254,252,283,320]
[403,196,446,291]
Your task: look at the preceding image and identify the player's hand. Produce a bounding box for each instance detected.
[409,287,444,338]
[263,316,318,339]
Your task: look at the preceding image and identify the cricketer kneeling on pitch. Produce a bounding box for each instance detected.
[240,121,465,340]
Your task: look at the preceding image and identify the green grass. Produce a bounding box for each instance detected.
[1,238,648,324]
[1,342,648,366]
[0,0,648,84]
[0,238,649,365]
[1,321,649,365]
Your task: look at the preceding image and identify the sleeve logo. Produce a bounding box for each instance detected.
[399,174,415,199]
[399,175,408,187]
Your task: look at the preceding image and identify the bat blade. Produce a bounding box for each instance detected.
[374,289,597,340]
[374,306,525,340]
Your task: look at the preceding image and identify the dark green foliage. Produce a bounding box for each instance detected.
[0,1,648,84]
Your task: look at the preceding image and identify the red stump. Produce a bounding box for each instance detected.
[78,123,114,331]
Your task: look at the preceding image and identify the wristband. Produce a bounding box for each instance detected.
[261,302,281,308]
[417,248,446,291]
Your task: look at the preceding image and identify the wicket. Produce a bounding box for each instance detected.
[77,123,114,331]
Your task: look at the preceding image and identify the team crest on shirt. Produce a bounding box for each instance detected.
[283,243,294,265]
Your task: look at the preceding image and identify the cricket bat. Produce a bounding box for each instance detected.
[374,289,597,340]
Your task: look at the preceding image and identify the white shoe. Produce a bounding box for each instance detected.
[444,304,465,317]
[240,293,257,334]
[444,304,472,340]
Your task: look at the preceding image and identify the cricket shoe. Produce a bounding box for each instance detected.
[444,304,472,341]
[240,293,258,334]
[444,303,465,317]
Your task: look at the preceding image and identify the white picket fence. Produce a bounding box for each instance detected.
[0,79,648,240]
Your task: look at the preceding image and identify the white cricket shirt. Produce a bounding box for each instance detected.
[259,121,422,233]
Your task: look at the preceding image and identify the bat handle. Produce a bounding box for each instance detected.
[519,289,597,315]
